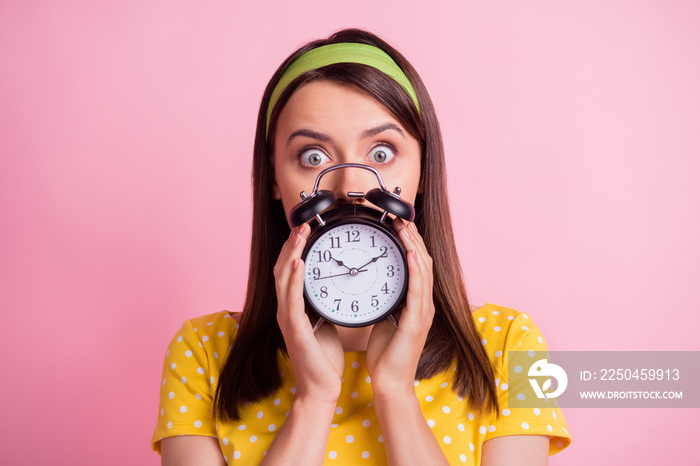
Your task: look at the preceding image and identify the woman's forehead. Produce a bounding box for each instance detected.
[275,80,407,139]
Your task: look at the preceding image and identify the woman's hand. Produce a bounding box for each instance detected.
[365,219,448,465]
[264,224,345,465]
[273,223,345,405]
[366,219,435,399]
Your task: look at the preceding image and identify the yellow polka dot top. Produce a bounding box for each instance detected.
[151,303,572,464]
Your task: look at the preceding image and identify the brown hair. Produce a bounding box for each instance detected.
[214,28,498,421]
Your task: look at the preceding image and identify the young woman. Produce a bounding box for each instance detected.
[151,28,571,465]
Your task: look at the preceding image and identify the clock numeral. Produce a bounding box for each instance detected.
[386,265,395,277]
[316,250,332,262]
[334,299,342,311]
[312,267,321,279]
[345,230,360,243]
[381,282,390,294]
[329,236,340,248]
[371,295,379,307]
[320,286,328,298]
[351,300,359,313]
[370,235,376,247]
[379,246,388,258]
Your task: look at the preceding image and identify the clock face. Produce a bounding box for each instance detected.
[302,218,408,327]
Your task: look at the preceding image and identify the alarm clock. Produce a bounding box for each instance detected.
[288,163,415,328]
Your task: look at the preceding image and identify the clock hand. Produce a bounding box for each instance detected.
[315,269,368,280]
[354,253,387,272]
[328,253,351,271]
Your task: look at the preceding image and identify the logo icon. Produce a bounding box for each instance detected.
[528,358,568,399]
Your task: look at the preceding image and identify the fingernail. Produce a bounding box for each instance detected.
[293,232,301,247]
[409,222,417,232]
[293,258,299,270]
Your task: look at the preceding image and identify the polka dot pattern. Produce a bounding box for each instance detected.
[151,306,571,463]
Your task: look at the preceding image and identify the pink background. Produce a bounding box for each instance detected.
[1,1,698,464]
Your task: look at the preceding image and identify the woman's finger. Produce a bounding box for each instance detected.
[285,258,308,330]
[275,224,310,329]
[394,224,434,334]
[398,224,430,287]
[392,218,429,258]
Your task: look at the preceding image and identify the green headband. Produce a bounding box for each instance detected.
[265,43,420,139]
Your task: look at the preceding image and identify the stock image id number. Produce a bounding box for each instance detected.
[580,368,680,381]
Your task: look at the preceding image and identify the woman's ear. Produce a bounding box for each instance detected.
[272,181,281,200]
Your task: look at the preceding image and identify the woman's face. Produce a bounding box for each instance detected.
[271,80,422,225]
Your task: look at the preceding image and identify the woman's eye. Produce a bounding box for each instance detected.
[299,148,330,167]
[367,146,396,164]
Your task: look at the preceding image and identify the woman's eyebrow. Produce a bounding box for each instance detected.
[361,123,406,139]
[286,123,405,147]
[286,129,332,147]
